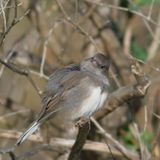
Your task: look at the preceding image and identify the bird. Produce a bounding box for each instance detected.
[16,53,110,145]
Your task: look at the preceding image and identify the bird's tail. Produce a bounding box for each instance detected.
[16,107,62,146]
[16,121,40,146]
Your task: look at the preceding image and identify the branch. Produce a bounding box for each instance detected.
[0,129,136,157]
[68,122,90,160]
[0,59,43,97]
[85,0,160,26]
[91,117,139,160]
[0,9,30,46]
[55,0,100,52]
[95,58,151,119]
[67,58,150,160]
[147,11,160,60]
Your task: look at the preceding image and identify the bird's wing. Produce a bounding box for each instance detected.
[37,67,92,122]
[42,64,80,106]
[16,70,89,145]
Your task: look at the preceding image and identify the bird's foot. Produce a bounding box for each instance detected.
[75,117,90,128]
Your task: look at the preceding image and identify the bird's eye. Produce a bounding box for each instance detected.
[100,65,105,69]
[91,57,94,62]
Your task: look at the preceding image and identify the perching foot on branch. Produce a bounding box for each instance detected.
[68,121,90,160]
[75,117,90,128]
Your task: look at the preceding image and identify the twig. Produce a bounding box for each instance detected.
[153,112,160,119]
[55,0,101,52]
[85,0,160,26]
[16,144,61,160]
[0,0,10,14]
[127,0,160,60]
[123,21,132,55]
[0,9,30,46]
[30,69,49,80]
[77,0,101,25]
[0,59,28,76]
[40,21,62,77]
[13,0,18,21]
[130,123,151,160]
[147,12,160,60]
[147,0,155,20]
[0,59,43,98]
[0,109,31,121]
[0,50,17,78]
[1,0,7,31]
[109,66,122,87]
[95,58,151,119]
[143,105,148,132]
[91,117,139,160]
[0,129,130,157]
[27,75,43,96]
[0,2,22,14]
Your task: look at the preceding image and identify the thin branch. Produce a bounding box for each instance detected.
[95,58,151,119]
[147,12,160,60]
[148,0,155,20]
[30,69,49,80]
[0,0,10,14]
[77,0,101,25]
[16,144,61,160]
[40,21,62,77]
[0,59,43,98]
[0,59,28,76]
[85,0,160,26]
[0,50,18,78]
[153,112,160,119]
[130,123,151,160]
[13,0,17,22]
[0,129,129,157]
[55,0,101,52]
[123,21,132,55]
[91,117,139,160]
[0,109,31,121]
[0,2,22,14]
[143,105,148,132]
[0,0,7,31]
[127,0,160,60]
[0,9,30,46]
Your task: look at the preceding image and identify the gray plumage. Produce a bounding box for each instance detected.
[16,53,110,145]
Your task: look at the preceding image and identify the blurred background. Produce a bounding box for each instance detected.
[0,0,160,159]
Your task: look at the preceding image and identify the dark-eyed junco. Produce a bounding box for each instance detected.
[16,53,110,145]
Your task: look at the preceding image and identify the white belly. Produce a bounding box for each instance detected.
[76,87,107,119]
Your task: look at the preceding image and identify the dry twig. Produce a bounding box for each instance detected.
[0,59,43,97]
[0,129,132,157]
[0,8,30,46]
[55,0,101,52]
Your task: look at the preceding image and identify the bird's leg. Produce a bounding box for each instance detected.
[75,117,91,129]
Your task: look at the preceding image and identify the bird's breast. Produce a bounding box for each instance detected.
[74,87,107,119]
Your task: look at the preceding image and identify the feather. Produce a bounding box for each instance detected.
[16,121,40,145]
[16,107,61,145]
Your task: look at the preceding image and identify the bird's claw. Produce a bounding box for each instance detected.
[75,117,90,128]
